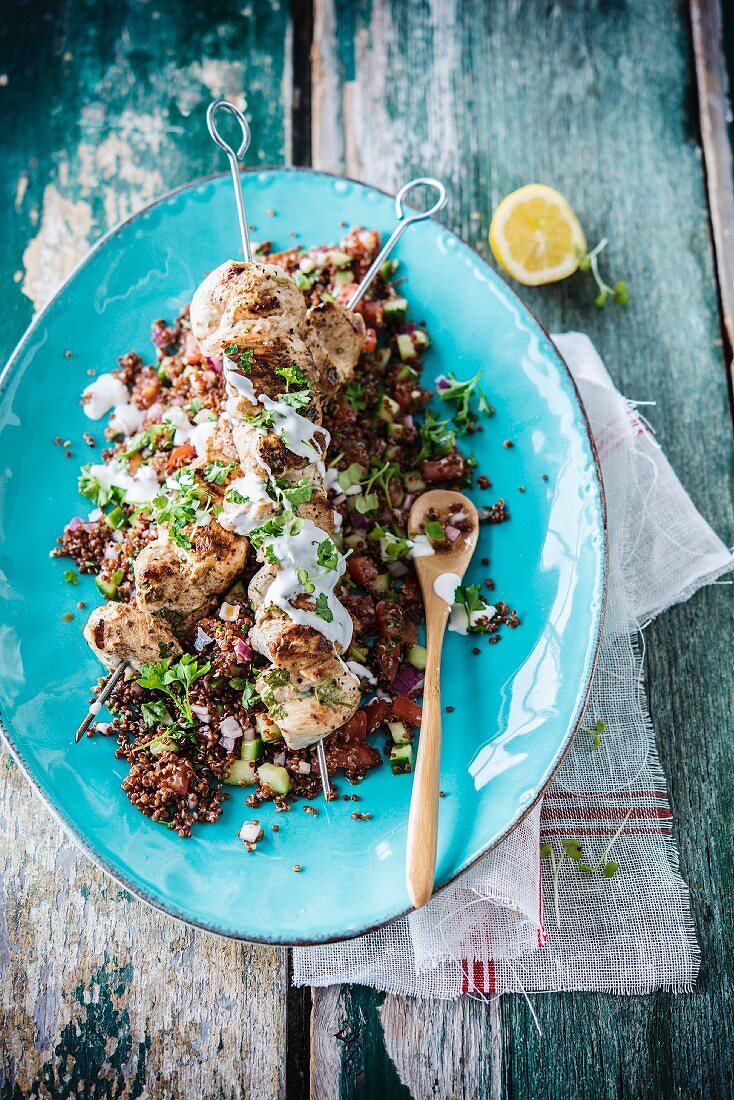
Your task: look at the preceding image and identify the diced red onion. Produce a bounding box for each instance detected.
[194,627,212,652]
[390,662,424,696]
[402,414,414,429]
[402,494,415,512]
[297,760,311,775]
[452,510,468,524]
[220,736,237,754]
[436,374,450,390]
[220,715,243,742]
[400,321,416,334]
[273,751,286,766]
[152,328,169,348]
[238,820,262,844]
[387,561,409,577]
[234,639,254,661]
[205,356,223,373]
[65,516,84,531]
[351,513,368,530]
[445,525,461,542]
[191,704,211,724]
[241,723,257,742]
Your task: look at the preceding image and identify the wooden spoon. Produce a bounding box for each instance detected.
[406,489,479,908]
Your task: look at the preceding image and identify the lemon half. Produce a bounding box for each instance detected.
[489,184,587,286]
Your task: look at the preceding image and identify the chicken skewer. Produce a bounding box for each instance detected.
[77,101,447,805]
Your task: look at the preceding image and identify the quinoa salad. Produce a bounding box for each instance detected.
[53,226,518,842]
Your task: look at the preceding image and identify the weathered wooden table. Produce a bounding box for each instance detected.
[1,1,733,1096]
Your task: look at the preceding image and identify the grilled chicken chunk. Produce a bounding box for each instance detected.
[84,602,181,670]
[190,260,307,358]
[305,300,366,393]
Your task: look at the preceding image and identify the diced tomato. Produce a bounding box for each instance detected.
[363,327,378,354]
[167,443,196,471]
[336,282,360,304]
[375,640,400,682]
[341,710,368,742]
[357,300,384,327]
[362,697,389,733]
[421,451,467,482]
[181,329,203,365]
[348,555,379,587]
[391,695,422,728]
[374,601,418,646]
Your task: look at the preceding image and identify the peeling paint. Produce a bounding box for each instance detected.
[20,184,93,313]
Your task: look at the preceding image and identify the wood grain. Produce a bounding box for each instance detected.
[311,0,734,1097]
[0,3,291,1097]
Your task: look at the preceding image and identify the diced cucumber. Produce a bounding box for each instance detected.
[425,520,446,543]
[149,738,179,757]
[328,249,353,268]
[404,471,426,493]
[240,738,263,762]
[255,713,282,742]
[333,269,353,287]
[349,643,369,664]
[370,573,390,593]
[388,720,410,745]
[412,328,431,349]
[224,758,258,786]
[95,569,124,600]
[396,333,417,362]
[376,348,392,371]
[408,644,427,671]
[344,532,367,553]
[397,363,419,382]
[106,505,126,530]
[384,297,408,320]
[257,762,292,795]
[376,393,401,422]
[390,743,413,774]
[384,444,402,462]
[387,421,406,440]
[380,259,399,280]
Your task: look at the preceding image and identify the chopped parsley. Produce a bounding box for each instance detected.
[315,593,333,622]
[315,677,345,706]
[225,487,249,504]
[370,526,413,563]
[78,465,125,509]
[275,364,310,390]
[120,423,174,459]
[248,408,275,431]
[277,389,311,410]
[273,477,313,509]
[416,410,456,460]
[204,461,237,485]
[151,466,209,550]
[63,569,78,585]
[229,676,261,710]
[223,344,254,373]
[345,381,366,410]
[454,584,492,630]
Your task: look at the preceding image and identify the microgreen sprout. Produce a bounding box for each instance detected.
[541,812,629,928]
[354,461,400,515]
[575,240,629,307]
[588,718,607,749]
[435,370,489,429]
[315,593,333,622]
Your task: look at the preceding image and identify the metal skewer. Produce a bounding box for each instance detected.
[75,659,129,743]
[316,739,331,799]
[207,99,253,263]
[347,177,447,309]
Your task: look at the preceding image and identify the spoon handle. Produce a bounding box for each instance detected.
[405,599,449,908]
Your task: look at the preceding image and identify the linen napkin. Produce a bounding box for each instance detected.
[293,333,733,997]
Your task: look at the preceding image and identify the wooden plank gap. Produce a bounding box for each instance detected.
[690,0,734,415]
[291,0,315,166]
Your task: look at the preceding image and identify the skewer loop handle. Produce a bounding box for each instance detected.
[206,99,253,263]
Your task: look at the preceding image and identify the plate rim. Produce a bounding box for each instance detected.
[0,166,608,945]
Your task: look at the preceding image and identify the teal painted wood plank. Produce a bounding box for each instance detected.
[0,3,292,1097]
[311,1,734,1097]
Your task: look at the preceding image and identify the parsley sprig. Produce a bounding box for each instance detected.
[416,410,456,461]
[275,365,309,390]
[137,654,211,727]
[454,584,493,631]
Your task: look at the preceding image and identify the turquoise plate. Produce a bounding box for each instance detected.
[0,170,605,944]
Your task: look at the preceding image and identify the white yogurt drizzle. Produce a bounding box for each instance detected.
[261,517,353,651]
[433,571,496,635]
[82,374,129,420]
[258,395,329,478]
[162,407,217,456]
[218,472,277,536]
[224,356,257,403]
[87,460,161,506]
